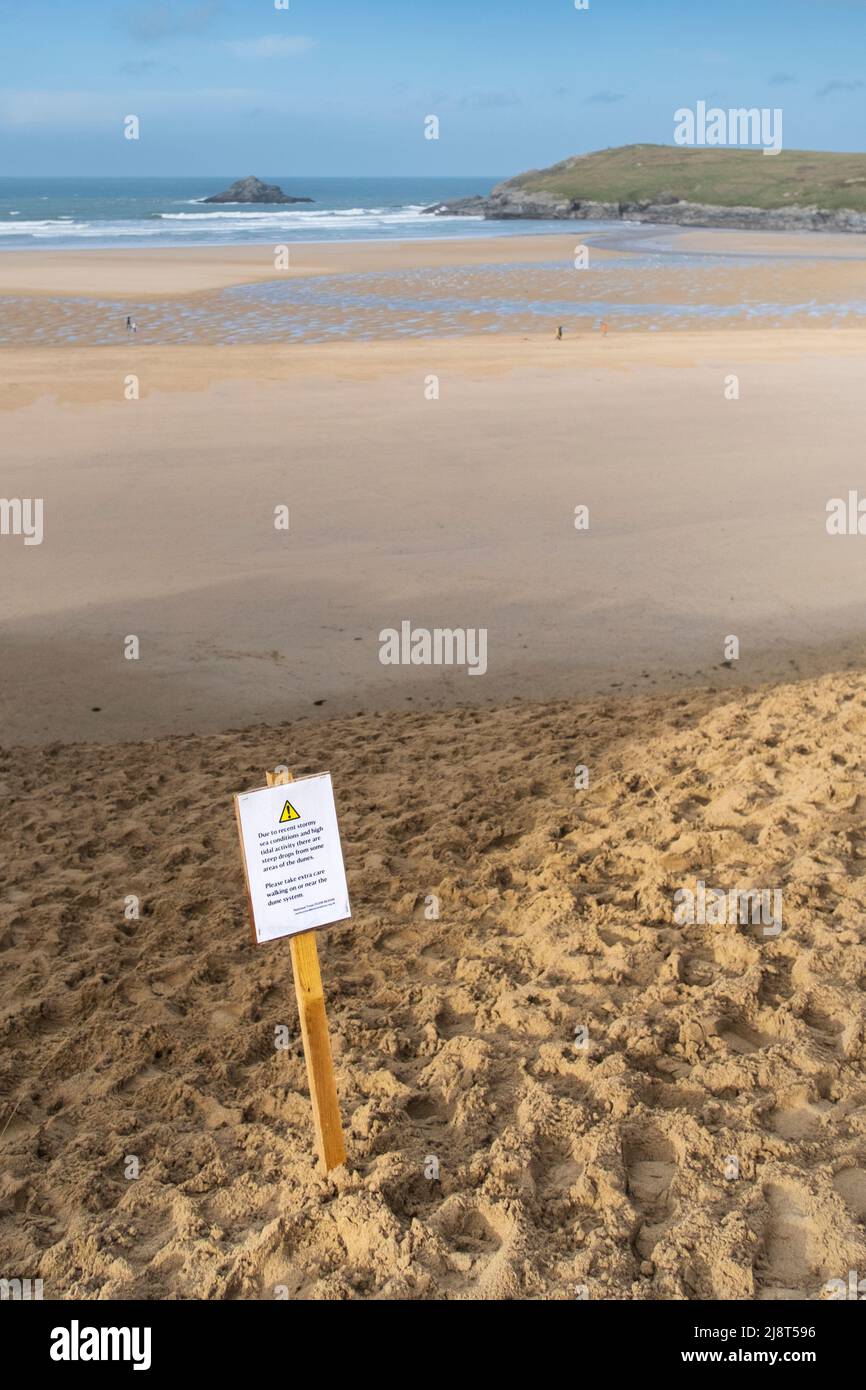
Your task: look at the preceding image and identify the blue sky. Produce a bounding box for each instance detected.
[0,0,864,175]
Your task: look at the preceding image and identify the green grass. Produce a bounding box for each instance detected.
[505,144,866,212]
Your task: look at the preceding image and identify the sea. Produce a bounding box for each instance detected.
[0,176,575,249]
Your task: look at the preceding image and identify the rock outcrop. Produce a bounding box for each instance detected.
[424,183,866,233]
[204,176,313,205]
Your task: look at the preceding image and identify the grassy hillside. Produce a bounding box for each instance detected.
[505,144,866,212]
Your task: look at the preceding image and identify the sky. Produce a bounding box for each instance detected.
[0,0,864,176]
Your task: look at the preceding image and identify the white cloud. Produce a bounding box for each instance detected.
[0,91,111,128]
[0,88,297,130]
[224,35,316,60]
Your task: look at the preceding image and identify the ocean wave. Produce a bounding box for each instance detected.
[0,220,164,238]
[176,200,400,215]
[159,204,430,221]
[0,201,485,244]
[0,219,91,234]
[153,208,481,236]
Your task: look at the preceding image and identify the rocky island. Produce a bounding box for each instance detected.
[204,176,313,205]
[425,144,866,233]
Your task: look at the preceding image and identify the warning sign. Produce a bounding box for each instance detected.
[234,773,351,944]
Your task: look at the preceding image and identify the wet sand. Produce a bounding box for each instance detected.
[0,235,593,297]
[2,229,866,346]
[2,225,866,299]
[3,331,866,745]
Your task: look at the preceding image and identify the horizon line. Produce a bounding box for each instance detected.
[0,172,506,180]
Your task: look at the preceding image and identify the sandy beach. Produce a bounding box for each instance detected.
[2,229,866,1302]
[4,228,866,347]
[3,324,866,746]
[0,234,604,297]
[2,672,866,1299]
[2,226,866,299]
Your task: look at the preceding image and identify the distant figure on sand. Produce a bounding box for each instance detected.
[556,325,563,340]
[126,316,137,334]
[600,320,609,337]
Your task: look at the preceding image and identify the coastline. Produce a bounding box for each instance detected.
[3,228,866,348]
[427,195,866,235]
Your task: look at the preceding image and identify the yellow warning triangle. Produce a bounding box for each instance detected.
[279,800,301,823]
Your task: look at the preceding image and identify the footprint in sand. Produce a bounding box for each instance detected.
[716,1016,774,1055]
[754,1182,826,1300]
[833,1167,866,1224]
[405,1094,447,1123]
[623,1128,677,1259]
[435,1005,476,1040]
[530,1136,585,1223]
[768,1093,826,1141]
[430,1195,518,1298]
[800,1005,846,1058]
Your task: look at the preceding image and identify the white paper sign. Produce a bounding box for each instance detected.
[235,773,351,944]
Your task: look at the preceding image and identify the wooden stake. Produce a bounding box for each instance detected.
[266,770,347,1174]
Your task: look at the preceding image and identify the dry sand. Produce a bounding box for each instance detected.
[1,672,866,1299]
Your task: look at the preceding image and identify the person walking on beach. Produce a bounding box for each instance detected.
[600,320,609,338]
[556,325,564,340]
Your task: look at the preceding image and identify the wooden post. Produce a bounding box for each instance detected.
[266,770,347,1174]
